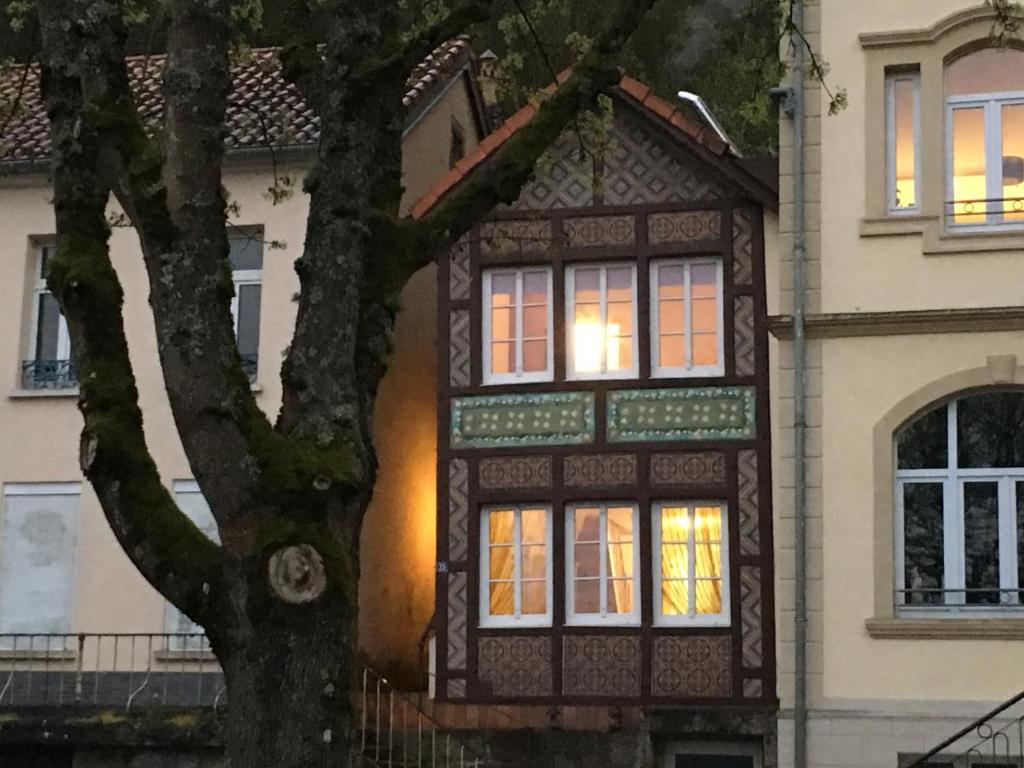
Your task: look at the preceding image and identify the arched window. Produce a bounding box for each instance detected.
[896,390,1024,612]
[946,46,1024,228]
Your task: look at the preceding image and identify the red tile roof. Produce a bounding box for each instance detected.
[410,74,729,220]
[0,37,474,164]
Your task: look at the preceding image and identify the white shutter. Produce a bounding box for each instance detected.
[165,482,218,647]
[0,486,80,636]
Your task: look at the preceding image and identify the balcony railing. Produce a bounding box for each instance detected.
[21,359,76,390]
[906,689,1024,768]
[897,588,1024,612]
[945,197,1024,227]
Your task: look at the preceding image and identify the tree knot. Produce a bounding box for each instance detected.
[268,544,326,603]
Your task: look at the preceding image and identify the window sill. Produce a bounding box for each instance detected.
[0,648,76,660]
[859,214,937,238]
[153,649,217,663]
[9,387,79,399]
[923,228,1024,256]
[866,616,1024,640]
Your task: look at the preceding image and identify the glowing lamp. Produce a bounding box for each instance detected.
[573,321,621,373]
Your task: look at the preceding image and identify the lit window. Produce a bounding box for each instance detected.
[164,481,219,651]
[886,70,920,213]
[566,503,640,626]
[24,243,74,390]
[0,483,81,646]
[566,263,637,380]
[653,502,729,626]
[896,391,1024,612]
[229,234,263,381]
[482,268,553,384]
[479,505,551,627]
[650,260,723,378]
[946,47,1024,227]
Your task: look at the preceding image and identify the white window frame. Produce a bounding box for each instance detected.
[0,482,82,645]
[885,70,921,215]
[28,243,71,363]
[565,502,641,627]
[650,259,725,379]
[662,741,762,768]
[231,268,262,337]
[565,262,639,381]
[895,399,1024,615]
[479,504,553,628]
[946,90,1024,231]
[652,501,730,627]
[164,480,219,650]
[482,267,554,385]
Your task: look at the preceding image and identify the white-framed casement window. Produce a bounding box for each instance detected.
[945,47,1024,228]
[885,69,921,214]
[896,391,1024,613]
[229,233,263,381]
[653,501,729,626]
[566,263,638,380]
[566,502,640,626]
[479,505,552,628]
[482,267,553,384]
[0,483,81,647]
[165,481,220,650]
[650,259,724,378]
[25,242,75,390]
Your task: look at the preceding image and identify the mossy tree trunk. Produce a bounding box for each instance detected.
[34,0,667,764]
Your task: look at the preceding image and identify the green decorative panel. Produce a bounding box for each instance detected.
[450,392,595,448]
[607,387,756,442]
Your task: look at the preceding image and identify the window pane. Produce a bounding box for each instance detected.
[608,336,632,372]
[35,293,62,360]
[575,579,600,614]
[574,543,600,578]
[693,334,718,367]
[660,336,686,369]
[521,544,546,579]
[574,269,600,302]
[662,580,688,616]
[489,510,514,544]
[695,579,722,614]
[1002,104,1024,221]
[658,265,685,300]
[236,283,261,359]
[695,506,722,542]
[957,392,1024,469]
[490,342,513,375]
[607,579,633,614]
[522,272,548,304]
[691,297,718,334]
[574,507,600,541]
[897,403,947,470]
[607,301,633,336]
[607,542,634,579]
[490,307,515,341]
[951,107,987,225]
[522,305,547,338]
[891,76,917,209]
[521,581,546,614]
[1017,482,1024,604]
[946,48,1024,96]
[489,582,514,615]
[902,483,944,605]
[490,274,515,306]
[522,340,547,373]
[521,509,546,543]
[229,235,263,271]
[489,546,514,580]
[661,506,690,542]
[607,507,633,541]
[659,300,685,335]
[691,265,717,298]
[606,267,633,302]
[964,482,1000,605]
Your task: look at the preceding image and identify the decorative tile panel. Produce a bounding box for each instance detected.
[737,450,760,557]
[734,295,756,378]
[563,215,636,248]
[447,679,467,699]
[743,679,763,699]
[648,210,721,244]
[650,451,726,486]
[479,456,553,490]
[732,208,755,285]
[449,310,471,388]
[451,392,595,449]
[448,459,469,561]
[479,219,554,254]
[447,572,468,671]
[607,387,756,443]
[740,566,763,670]
[562,636,641,697]
[651,636,731,698]
[478,637,552,697]
[512,132,594,209]
[563,453,637,487]
[449,239,471,300]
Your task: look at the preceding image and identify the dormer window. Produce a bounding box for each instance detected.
[946,47,1024,229]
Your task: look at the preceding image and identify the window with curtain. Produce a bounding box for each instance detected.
[886,69,920,213]
[650,259,724,378]
[566,503,639,625]
[229,233,263,381]
[0,483,81,650]
[482,267,553,384]
[480,505,551,627]
[945,47,1024,228]
[165,481,220,650]
[566,263,637,380]
[896,391,1024,612]
[653,502,729,626]
[24,243,75,390]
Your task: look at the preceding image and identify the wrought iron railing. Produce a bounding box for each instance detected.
[945,197,1024,226]
[21,359,77,390]
[907,689,1024,768]
[897,588,1024,611]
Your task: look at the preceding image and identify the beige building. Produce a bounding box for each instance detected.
[774,3,1024,768]
[0,41,486,682]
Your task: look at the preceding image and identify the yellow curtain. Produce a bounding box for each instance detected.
[660,507,690,616]
[488,511,516,615]
[694,507,723,614]
[606,509,634,613]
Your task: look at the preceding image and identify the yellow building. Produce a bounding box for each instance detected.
[774,3,1024,767]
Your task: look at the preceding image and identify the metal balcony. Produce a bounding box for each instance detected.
[20,359,77,390]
